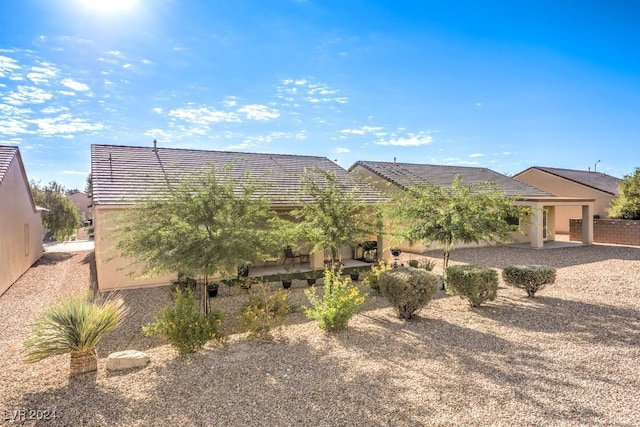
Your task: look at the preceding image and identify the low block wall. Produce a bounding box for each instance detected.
[570,219,640,246]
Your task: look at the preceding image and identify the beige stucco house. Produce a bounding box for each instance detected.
[349,160,596,251]
[68,191,92,225]
[513,166,620,234]
[91,143,384,291]
[0,146,46,295]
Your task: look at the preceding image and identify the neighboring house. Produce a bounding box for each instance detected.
[349,160,596,251]
[91,143,384,291]
[0,146,46,296]
[68,191,92,225]
[513,166,621,234]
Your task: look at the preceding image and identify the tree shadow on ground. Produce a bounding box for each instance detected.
[423,243,640,270]
[475,294,640,347]
[33,252,74,266]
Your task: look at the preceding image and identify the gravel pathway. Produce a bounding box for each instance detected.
[1,244,639,426]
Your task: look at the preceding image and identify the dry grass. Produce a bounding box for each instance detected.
[1,244,639,426]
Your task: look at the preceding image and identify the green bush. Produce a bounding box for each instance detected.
[142,288,224,355]
[408,259,420,268]
[363,260,392,292]
[502,265,557,297]
[445,264,498,307]
[304,269,366,332]
[379,267,438,320]
[239,282,292,340]
[421,259,436,272]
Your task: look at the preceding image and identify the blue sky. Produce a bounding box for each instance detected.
[1,0,639,191]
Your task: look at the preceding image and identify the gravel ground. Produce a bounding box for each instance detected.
[1,243,639,426]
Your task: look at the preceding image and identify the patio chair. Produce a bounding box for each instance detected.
[283,247,310,265]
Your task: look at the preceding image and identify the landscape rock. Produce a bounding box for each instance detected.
[106,350,150,371]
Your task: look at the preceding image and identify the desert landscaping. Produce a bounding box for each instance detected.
[1,242,639,426]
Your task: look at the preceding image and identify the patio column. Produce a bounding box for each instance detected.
[582,204,594,244]
[530,203,544,249]
[309,251,324,271]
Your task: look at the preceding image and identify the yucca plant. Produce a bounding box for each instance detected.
[24,292,128,376]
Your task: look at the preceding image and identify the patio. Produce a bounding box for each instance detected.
[248,258,374,279]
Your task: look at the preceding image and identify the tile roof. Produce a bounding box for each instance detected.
[91,144,384,206]
[516,166,621,195]
[350,160,554,198]
[0,145,18,184]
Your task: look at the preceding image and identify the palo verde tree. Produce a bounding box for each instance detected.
[114,164,287,313]
[608,168,640,220]
[292,168,378,263]
[30,180,81,241]
[391,174,527,278]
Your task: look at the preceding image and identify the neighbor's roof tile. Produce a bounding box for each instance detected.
[520,166,621,195]
[351,160,553,198]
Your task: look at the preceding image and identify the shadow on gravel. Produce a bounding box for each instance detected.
[33,252,74,266]
[474,295,640,348]
[423,243,640,270]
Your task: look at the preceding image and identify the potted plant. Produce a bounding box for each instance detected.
[349,270,360,281]
[237,261,250,279]
[280,266,293,289]
[207,282,219,298]
[305,270,319,286]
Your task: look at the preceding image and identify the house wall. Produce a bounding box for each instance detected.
[0,158,44,295]
[350,164,533,253]
[94,206,176,291]
[94,205,359,291]
[570,219,640,246]
[514,169,614,234]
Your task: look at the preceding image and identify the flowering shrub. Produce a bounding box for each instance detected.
[239,282,292,340]
[445,264,498,307]
[502,265,557,297]
[379,267,438,319]
[142,288,224,355]
[304,268,366,332]
[363,260,393,292]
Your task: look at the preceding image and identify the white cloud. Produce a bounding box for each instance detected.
[340,126,383,135]
[123,63,132,69]
[375,132,433,147]
[334,147,350,153]
[141,59,152,64]
[41,106,69,114]
[469,153,484,158]
[106,50,124,57]
[26,64,58,84]
[59,90,76,96]
[3,86,53,106]
[0,55,22,78]
[27,114,104,136]
[60,78,90,92]
[222,96,237,107]
[169,106,241,124]
[62,170,88,175]
[152,107,163,114]
[238,104,280,121]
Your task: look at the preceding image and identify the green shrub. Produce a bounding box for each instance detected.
[408,259,420,268]
[445,264,498,307]
[421,259,436,272]
[379,267,438,320]
[174,272,197,290]
[142,288,224,355]
[304,269,366,332]
[363,260,392,292]
[239,282,292,340]
[502,265,557,297]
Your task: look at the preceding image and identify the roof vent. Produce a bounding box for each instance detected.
[152,139,158,153]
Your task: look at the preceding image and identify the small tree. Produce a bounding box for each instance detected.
[114,164,287,314]
[608,168,640,220]
[391,175,527,278]
[30,180,81,241]
[292,168,377,263]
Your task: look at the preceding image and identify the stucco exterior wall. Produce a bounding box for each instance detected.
[0,158,44,295]
[94,206,176,291]
[350,164,533,253]
[514,169,614,233]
